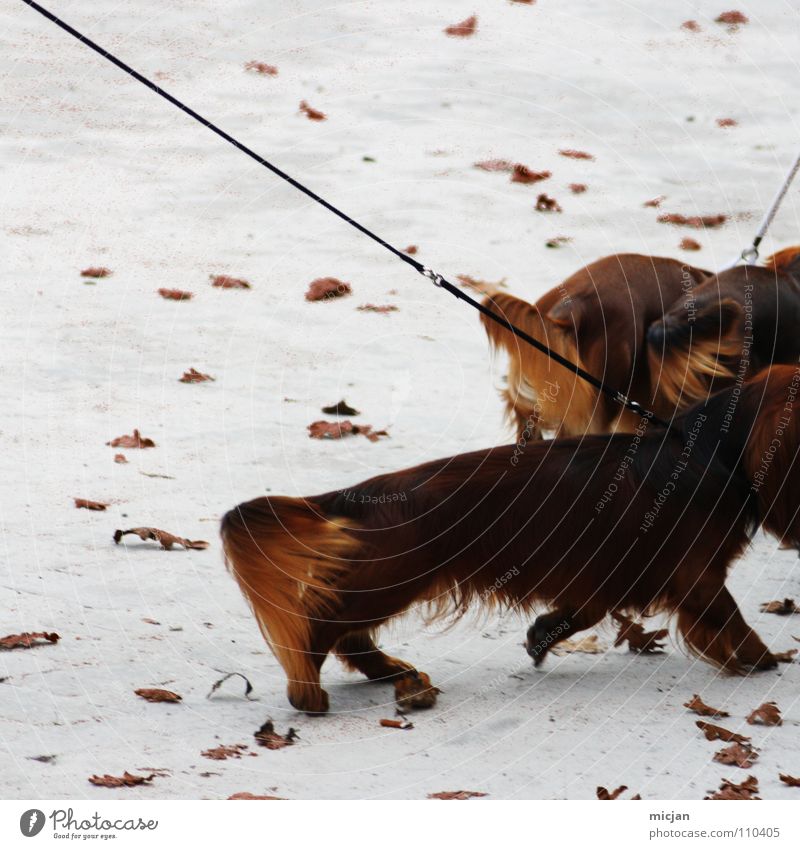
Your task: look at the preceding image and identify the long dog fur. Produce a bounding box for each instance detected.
[222,364,800,713]
[481,253,709,438]
[646,246,800,416]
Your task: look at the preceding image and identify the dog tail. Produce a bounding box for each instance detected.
[221,496,361,685]
[646,299,742,412]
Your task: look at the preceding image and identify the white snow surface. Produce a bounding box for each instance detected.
[1,0,799,799]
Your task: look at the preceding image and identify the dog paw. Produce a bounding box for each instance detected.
[740,651,778,672]
[394,670,440,710]
[288,685,329,715]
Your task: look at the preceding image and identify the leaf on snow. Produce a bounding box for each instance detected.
[597,785,638,800]
[746,701,782,726]
[254,720,299,750]
[705,775,759,800]
[201,744,251,761]
[135,688,182,703]
[321,400,360,416]
[612,612,668,653]
[357,304,398,314]
[696,721,750,744]
[106,429,156,449]
[444,16,477,37]
[80,267,112,278]
[428,790,487,800]
[657,213,727,229]
[228,792,286,800]
[206,670,256,700]
[299,100,326,121]
[0,632,60,650]
[473,159,514,172]
[535,193,562,212]
[307,420,388,442]
[74,498,108,511]
[158,288,194,300]
[305,277,351,301]
[773,649,798,663]
[683,695,729,718]
[244,61,278,76]
[779,774,800,787]
[113,528,209,551]
[210,274,251,289]
[559,149,595,161]
[179,368,215,383]
[760,598,799,615]
[510,164,551,184]
[88,771,156,788]
[713,743,758,768]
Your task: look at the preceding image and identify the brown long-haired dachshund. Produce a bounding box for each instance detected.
[222,364,800,714]
[646,247,800,417]
[481,253,709,439]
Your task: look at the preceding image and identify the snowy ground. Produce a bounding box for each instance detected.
[2,0,800,800]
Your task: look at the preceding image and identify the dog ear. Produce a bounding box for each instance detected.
[546,299,582,329]
[764,246,800,276]
[692,297,742,339]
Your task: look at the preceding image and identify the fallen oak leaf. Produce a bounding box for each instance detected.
[106,429,156,449]
[596,785,630,800]
[201,744,250,761]
[559,148,594,161]
[511,164,551,184]
[705,775,759,800]
[713,743,759,768]
[680,238,702,251]
[569,183,587,194]
[299,100,326,121]
[0,632,60,650]
[681,20,701,32]
[716,11,748,26]
[717,118,738,128]
[158,288,193,300]
[456,274,507,295]
[357,303,398,314]
[684,694,729,718]
[428,790,487,800]
[114,453,128,464]
[612,612,668,653]
[779,774,800,787]
[210,274,251,289]
[179,368,214,383]
[244,61,278,76]
[80,266,112,278]
[228,792,286,800]
[88,771,155,788]
[696,721,751,744]
[760,598,799,615]
[643,195,666,208]
[535,193,562,212]
[747,701,782,726]
[657,213,727,228]
[134,688,182,704]
[305,277,351,301]
[380,718,414,730]
[321,400,360,416]
[254,720,299,750]
[403,245,418,255]
[113,528,209,551]
[307,420,388,442]
[74,498,108,511]
[444,15,477,37]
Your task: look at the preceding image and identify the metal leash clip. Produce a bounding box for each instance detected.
[421,266,444,288]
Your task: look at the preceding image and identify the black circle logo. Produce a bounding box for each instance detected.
[19,809,46,837]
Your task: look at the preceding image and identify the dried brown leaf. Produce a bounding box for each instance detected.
[511,164,551,184]
[210,274,251,289]
[716,11,748,26]
[357,303,398,314]
[612,612,668,653]
[684,695,729,718]
[428,790,487,800]
[80,267,112,278]
[559,149,594,161]
[74,498,108,511]
[597,785,632,800]
[113,527,209,551]
[681,20,700,32]
[114,453,128,464]
[713,743,759,768]
[307,420,388,442]
[643,195,666,208]
[456,274,507,295]
[717,118,738,128]
[774,649,798,663]
[0,632,60,650]
[179,368,215,383]
[135,688,182,703]
[657,213,727,228]
[228,792,285,799]
[535,193,562,212]
[680,237,702,251]
[244,61,278,76]
[106,429,156,449]
[158,288,193,300]
[705,775,759,800]
[403,245,418,255]
[779,774,800,787]
[299,100,326,121]
[88,771,155,788]
[444,15,477,37]
[696,721,750,744]
[746,701,782,726]
[305,277,351,301]
[569,183,587,194]
[201,744,249,761]
[474,159,514,172]
[254,720,299,750]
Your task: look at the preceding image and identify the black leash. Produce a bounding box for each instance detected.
[20,0,671,430]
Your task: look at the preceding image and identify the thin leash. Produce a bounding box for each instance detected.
[723,149,800,269]
[21,0,672,430]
